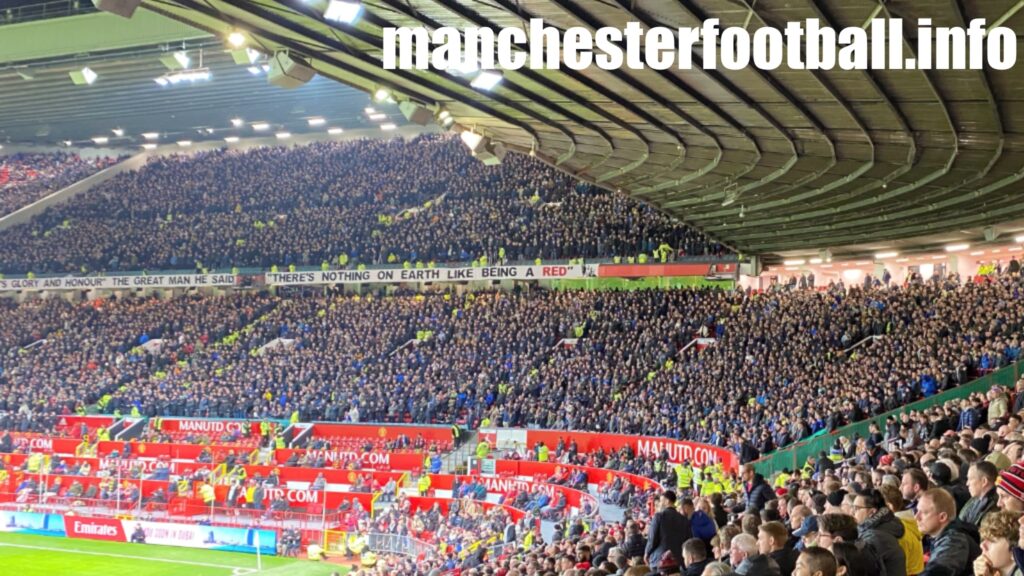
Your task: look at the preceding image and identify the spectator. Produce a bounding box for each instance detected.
[683,538,712,576]
[646,491,691,568]
[758,521,799,576]
[794,547,838,576]
[730,533,780,575]
[960,461,1000,527]
[851,490,906,576]
[973,510,1024,576]
[915,488,980,576]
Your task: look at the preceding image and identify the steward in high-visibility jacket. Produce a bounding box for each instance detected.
[700,476,722,497]
[347,534,366,555]
[537,443,549,462]
[417,474,431,496]
[200,483,216,505]
[475,441,490,460]
[674,462,694,492]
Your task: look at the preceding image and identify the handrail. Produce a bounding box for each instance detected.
[842,334,882,355]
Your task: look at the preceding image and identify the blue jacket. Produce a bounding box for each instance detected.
[690,510,716,543]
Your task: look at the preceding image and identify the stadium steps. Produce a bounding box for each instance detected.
[0,153,147,232]
[442,431,478,473]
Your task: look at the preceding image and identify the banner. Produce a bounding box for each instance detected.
[428,473,596,510]
[273,448,423,470]
[478,428,737,470]
[66,516,276,555]
[212,484,375,512]
[597,262,737,278]
[154,418,261,436]
[8,436,82,454]
[0,274,237,292]
[266,264,595,286]
[0,511,66,536]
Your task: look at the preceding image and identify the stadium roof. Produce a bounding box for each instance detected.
[4,0,1024,260]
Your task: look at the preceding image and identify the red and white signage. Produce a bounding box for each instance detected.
[155,418,258,435]
[66,516,126,542]
[479,428,737,470]
[273,448,423,470]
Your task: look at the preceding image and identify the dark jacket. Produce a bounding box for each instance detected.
[736,553,781,576]
[770,547,800,576]
[934,482,971,516]
[645,506,692,568]
[921,522,981,576]
[957,488,998,527]
[624,532,646,560]
[859,509,907,576]
[742,474,776,513]
[684,558,711,576]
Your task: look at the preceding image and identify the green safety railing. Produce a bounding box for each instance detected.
[754,362,1023,477]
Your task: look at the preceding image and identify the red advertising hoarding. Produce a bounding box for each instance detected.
[308,423,453,444]
[428,473,596,510]
[479,428,737,470]
[65,516,126,542]
[272,448,423,471]
[154,418,262,437]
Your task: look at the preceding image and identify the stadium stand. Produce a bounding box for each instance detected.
[0,135,727,275]
[0,152,122,217]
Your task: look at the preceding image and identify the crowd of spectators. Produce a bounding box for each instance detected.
[5,267,1023,463]
[0,292,278,428]
[0,135,727,275]
[374,390,1024,576]
[0,151,122,217]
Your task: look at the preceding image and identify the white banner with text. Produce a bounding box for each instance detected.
[0,274,237,292]
[266,264,596,286]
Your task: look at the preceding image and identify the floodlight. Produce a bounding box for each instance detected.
[470,70,502,90]
[324,0,362,24]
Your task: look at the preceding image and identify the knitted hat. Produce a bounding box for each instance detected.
[987,452,1012,472]
[998,462,1024,502]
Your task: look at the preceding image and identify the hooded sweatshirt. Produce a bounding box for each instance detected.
[860,508,907,576]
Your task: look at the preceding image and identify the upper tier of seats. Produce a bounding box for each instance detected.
[0,135,727,275]
[0,152,122,218]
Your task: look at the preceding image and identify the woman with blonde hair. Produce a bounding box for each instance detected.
[974,510,1023,576]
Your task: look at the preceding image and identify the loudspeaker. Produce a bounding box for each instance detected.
[984,226,997,242]
[478,141,507,166]
[399,101,432,126]
[267,52,315,89]
[92,0,141,18]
